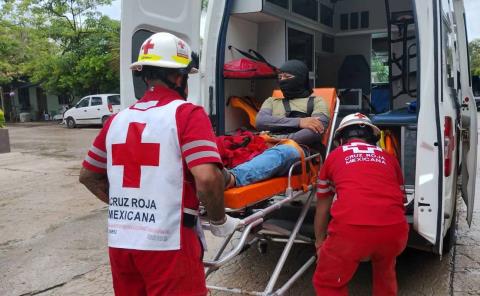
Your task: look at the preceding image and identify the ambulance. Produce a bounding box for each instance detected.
[120,0,477,255]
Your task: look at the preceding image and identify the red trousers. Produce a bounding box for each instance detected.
[313,220,409,296]
[109,227,207,296]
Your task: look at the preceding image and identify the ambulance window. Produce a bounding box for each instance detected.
[372,37,389,83]
[292,0,318,22]
[340,14,349,31]
[442,20,455,90]
[472,76,480,97]
[132,30,155,99]
[320,4,333,27]
[350,12,359,30]
[361,11,369,28]
[288,27,314,71]
[266,0,288,9]
[322,34,334,53]
[91,97,102,106]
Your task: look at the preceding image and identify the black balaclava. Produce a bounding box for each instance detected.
[278,60,312,99]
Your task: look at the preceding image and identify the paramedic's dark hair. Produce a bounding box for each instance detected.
[339,124,379,145]
[134,66,180,82]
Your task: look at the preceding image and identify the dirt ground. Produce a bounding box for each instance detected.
[0,122,479,295]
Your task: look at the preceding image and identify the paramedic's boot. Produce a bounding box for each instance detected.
[222,168,236,189]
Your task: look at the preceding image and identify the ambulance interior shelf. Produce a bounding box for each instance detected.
[223,46,278,80]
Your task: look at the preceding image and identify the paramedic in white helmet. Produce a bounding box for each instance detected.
[79,32,240,296]
[313,113,408,295]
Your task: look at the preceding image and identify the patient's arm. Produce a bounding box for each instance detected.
[256,108,300,132]
[286,112,329,145]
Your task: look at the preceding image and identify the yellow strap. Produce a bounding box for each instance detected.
[260,135,311,192]
[379,130,386,149]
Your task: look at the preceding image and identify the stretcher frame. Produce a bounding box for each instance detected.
[202,96,339,296]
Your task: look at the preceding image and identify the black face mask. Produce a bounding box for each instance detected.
[278,60,312,99]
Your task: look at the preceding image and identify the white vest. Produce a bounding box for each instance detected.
[105,99,186,250]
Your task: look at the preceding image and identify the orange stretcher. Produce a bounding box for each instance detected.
[224,88,338,210]
[203,88,340,296]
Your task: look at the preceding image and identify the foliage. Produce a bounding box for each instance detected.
[0,2,55,85]
[0,0,119,102]
[371,55,389,83]
[469,39,480,76]
[0,107,5,127]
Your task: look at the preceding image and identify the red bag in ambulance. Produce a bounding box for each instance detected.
[223,46,277,79]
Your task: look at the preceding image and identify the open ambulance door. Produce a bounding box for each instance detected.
[200,0,233,134]
[459,89,477,227]
[453,0,477,227]
[119,0,201,107]
[413,0,442,252]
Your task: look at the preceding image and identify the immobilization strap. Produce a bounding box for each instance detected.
[260,135,310,192]
[282,99,292,117]
[281,96,315,118]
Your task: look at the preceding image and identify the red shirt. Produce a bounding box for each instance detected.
[83,86,222,209]
[317,140,405,225]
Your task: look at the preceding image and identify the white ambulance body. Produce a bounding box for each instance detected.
[120,0,477,255]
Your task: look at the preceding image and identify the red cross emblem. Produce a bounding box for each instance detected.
[178,40,185,49]
[142,39,155,55]
[343,143,381,154]
[112,122,160,188]
[354,113,367,119]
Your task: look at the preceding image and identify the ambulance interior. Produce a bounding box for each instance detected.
[221,0,418,198]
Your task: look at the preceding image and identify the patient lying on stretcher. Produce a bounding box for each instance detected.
[223,60,330,189]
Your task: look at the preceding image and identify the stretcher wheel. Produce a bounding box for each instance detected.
[257,239,268,254]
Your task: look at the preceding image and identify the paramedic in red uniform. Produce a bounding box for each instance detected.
[79,32,240,296]
[313,113,408,296]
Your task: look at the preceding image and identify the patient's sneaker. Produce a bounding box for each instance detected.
[222,168,236,189]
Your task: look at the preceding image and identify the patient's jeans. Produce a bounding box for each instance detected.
[231,144,301,187]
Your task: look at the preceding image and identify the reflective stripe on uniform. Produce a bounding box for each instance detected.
[90,145,107,158]
[181,140,218,152]
[185,151,221,164]
[85,155,107,169]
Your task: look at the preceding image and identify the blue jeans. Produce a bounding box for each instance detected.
[231,145,301,186]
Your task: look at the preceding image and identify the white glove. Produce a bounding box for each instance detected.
[209,215,242,237]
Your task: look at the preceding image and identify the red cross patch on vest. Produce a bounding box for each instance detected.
[112,122,160,188]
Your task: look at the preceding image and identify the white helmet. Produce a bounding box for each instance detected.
[334,113,380,140]
[130,32,198,73]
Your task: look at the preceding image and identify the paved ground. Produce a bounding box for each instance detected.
[0,122,479,295]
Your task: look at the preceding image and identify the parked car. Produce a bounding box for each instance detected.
[63,94,121,128]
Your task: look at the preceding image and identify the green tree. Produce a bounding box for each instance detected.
[469,39,480,76]
[0,0,119,102]
[0,2,55,85]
